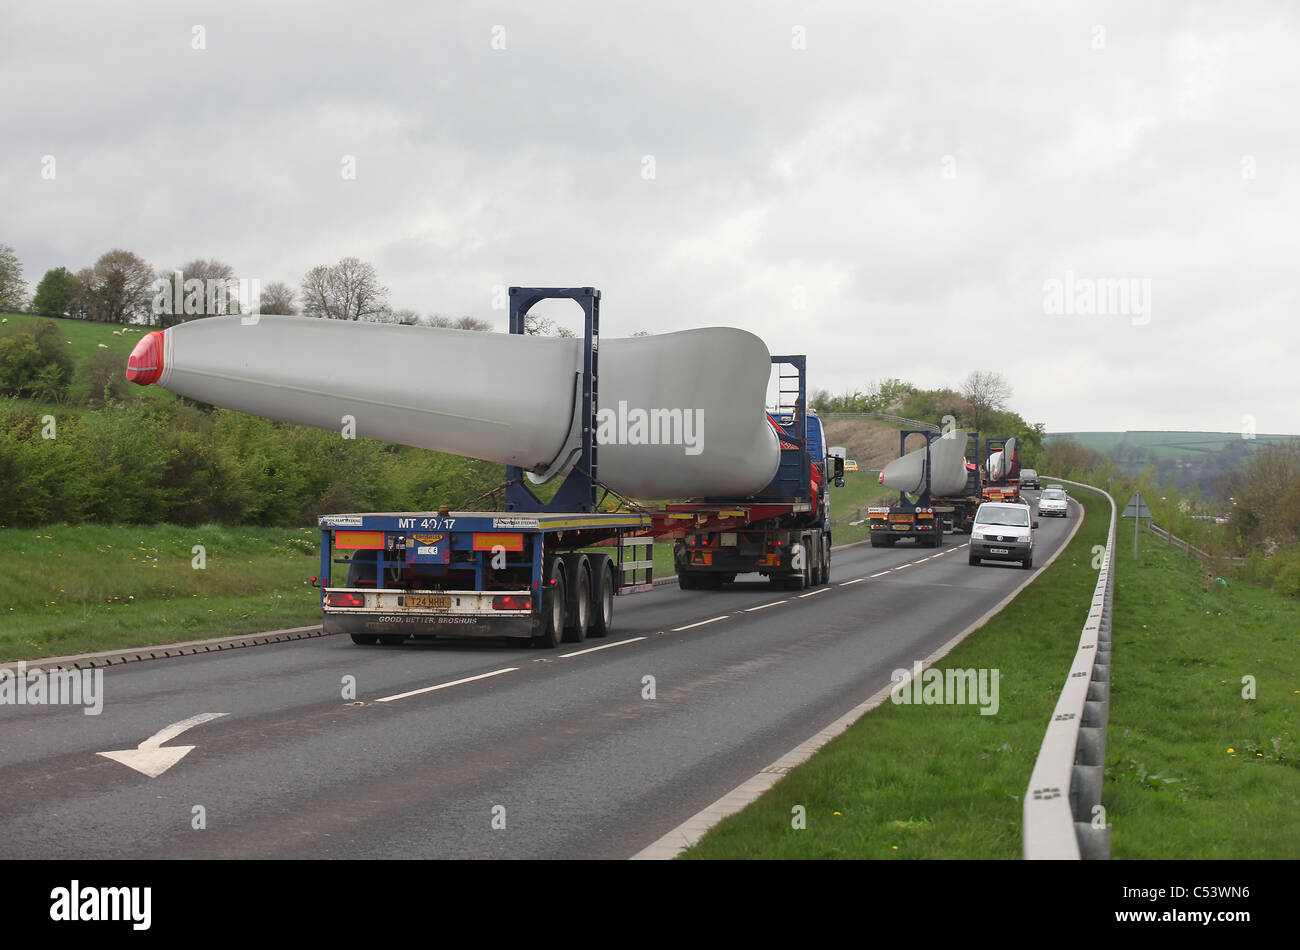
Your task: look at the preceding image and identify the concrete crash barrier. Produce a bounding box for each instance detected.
[126,316,781,500]
[877,429,970,497]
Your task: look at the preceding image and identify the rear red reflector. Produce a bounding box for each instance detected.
[492,595,531,611]
[326,592,365,607]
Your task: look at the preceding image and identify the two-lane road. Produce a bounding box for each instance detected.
[0,493,1079,858]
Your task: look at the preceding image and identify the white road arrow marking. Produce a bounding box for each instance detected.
[97,712,229,778]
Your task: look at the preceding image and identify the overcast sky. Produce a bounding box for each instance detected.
[4,1,1297,433]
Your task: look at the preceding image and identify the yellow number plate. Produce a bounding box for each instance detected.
[404,594,452,609]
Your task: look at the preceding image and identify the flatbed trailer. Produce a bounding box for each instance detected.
[314,287,839,648]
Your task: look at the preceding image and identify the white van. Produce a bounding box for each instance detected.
[969,501,1038,569]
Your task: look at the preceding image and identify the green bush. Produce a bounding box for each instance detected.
[0,322,75,399]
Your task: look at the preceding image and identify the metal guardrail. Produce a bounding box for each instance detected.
[1149,522,1246,563]
[1023,476,1115,860]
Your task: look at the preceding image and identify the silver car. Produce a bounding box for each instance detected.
[1037,488,1069,518]
[969,502,1037,569]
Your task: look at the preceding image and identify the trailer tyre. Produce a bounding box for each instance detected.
[534,555,568,648]
[587,555,615,638]
[678,571,699,590]
[561,553,591,643]
[350,634,380,645]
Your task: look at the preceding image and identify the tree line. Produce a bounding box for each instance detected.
[0,242,494,330]
[812,371,1046,467]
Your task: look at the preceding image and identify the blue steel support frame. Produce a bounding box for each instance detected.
[505,287,601,513]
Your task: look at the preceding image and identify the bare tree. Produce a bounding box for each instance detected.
[154,258,240,327]
[962,370,1014,432]
[86,249,155,324]
[379,307,421,325]
[300,257,390,320]
[422,313,494,331]
[259,281,298,315]
[524,312,576,337]
[68,267,95,319]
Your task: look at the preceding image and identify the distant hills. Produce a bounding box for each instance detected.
[1048,430,1298,495]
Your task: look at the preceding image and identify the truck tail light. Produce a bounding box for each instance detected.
[492,595,531,611]
[326,592,365,608]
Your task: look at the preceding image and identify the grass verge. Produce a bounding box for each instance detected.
[682,492,1106,858]
[0,523,320,661]
[1104,530,1300,857]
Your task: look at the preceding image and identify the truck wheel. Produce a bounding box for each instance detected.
[350,634,379,645]
[870,535,886,548]
[534,555,568,648]
[678,571,698,590]
[561,553,591,643]
[811,535,824,585]
[587,555,615,638]
[821,538,831,584]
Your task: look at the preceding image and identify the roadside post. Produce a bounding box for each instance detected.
[1121,491,1152,561]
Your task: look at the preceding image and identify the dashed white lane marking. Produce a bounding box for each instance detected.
[839,578,867,586]
[376,667,519,703]
[560,637,647,658]
[672,615,731,632]
[744,600,788,612]
[797,588,830,598]
[869,571,891,578]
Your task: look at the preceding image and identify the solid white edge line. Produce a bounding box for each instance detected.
[375,667,519,703]
[672,616,731,632]
[743,600,788,612]
[559,637,647,658]
[796,588,830,598]
[630,502,1087,860]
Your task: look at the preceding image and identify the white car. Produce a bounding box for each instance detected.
[969,502,1038,569]
[1037,488,1069,518]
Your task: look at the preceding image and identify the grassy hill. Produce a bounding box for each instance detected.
[1056,430,1296,461]
[1050,430,1298,495]
[1,311,171,405]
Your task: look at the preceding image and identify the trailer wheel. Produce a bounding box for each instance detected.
[534,555,568,648]
[350,634,380,645]
[378,634,408,646]
[561,553,591,643]
[587,555,615,638]
[678,571,699,590]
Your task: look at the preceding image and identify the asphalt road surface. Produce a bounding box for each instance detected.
[0,493,1079,859]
